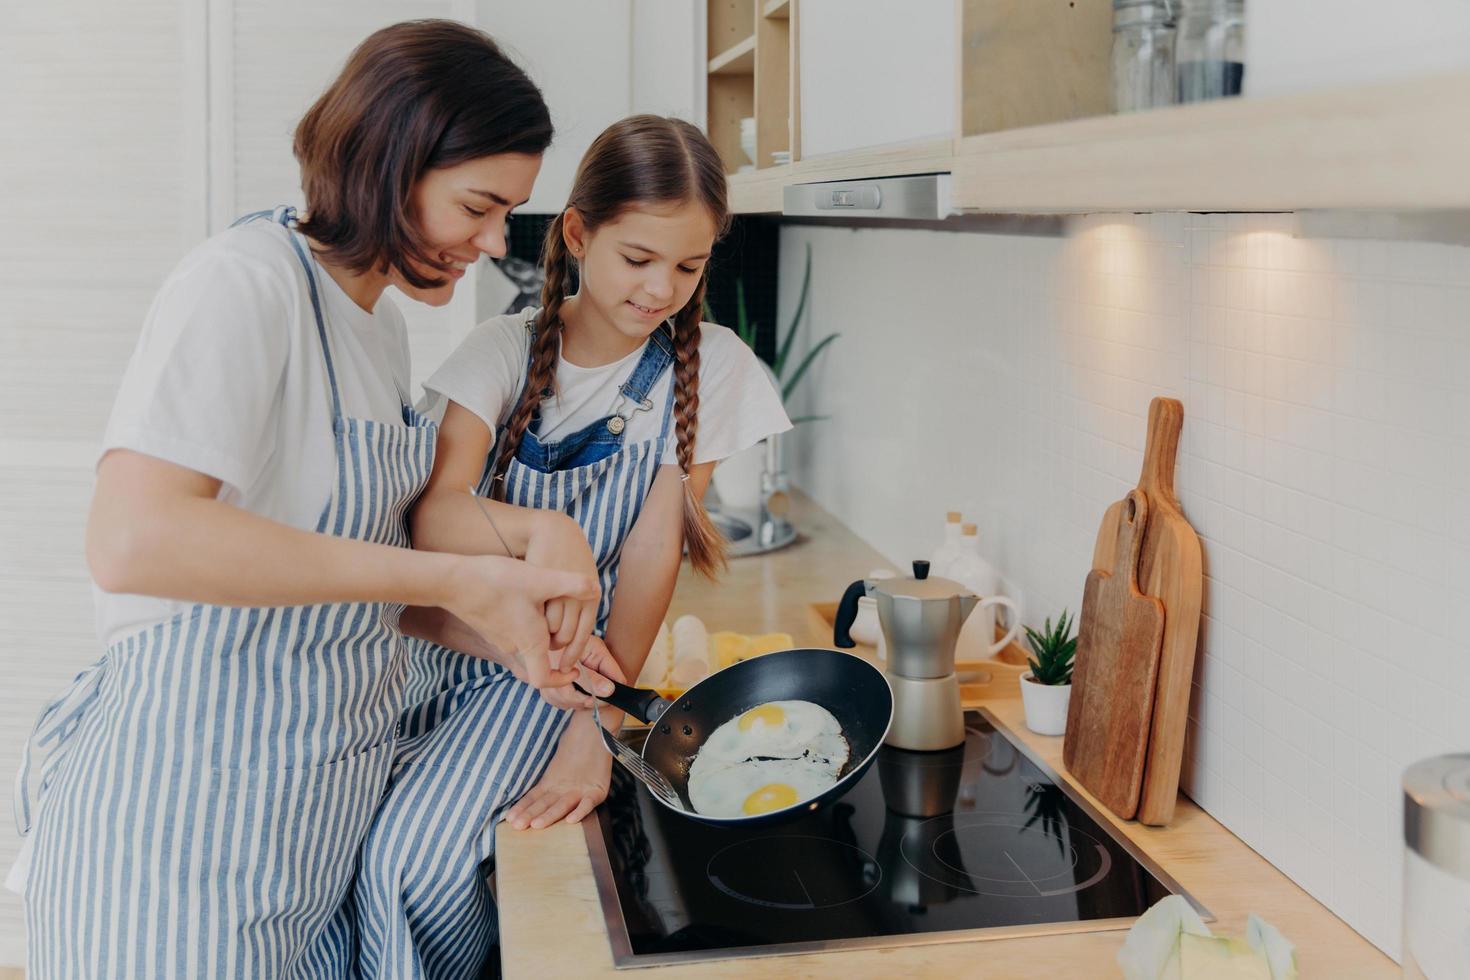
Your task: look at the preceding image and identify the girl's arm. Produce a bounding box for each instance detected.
[87,449,593,690]
[409,401,602,665]
[502,461,714,831]
[595,460,716,726]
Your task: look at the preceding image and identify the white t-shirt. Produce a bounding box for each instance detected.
[96,217,413,646]
[420,309,791,467]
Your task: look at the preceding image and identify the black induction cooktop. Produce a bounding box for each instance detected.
[584,708,1209,968]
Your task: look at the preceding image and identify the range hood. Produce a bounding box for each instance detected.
[781,173,954,221]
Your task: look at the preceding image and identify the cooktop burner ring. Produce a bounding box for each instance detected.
[706,834,882,910]
[900,811,1114,898]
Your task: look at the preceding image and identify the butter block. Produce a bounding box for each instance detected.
[746,633,794,657]
[708,632,754,670]
[1179,934,1272,980]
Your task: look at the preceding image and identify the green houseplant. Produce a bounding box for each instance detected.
[708,243,837,510]
[720,242,837,424]
[1019,610,1076,736]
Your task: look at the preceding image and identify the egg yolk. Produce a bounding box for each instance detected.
[738,704,786,732]
[742,783,799,815]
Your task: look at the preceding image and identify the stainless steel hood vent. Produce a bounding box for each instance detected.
[782,173,953,221]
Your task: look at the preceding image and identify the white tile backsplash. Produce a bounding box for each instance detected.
[779,212,1470,959]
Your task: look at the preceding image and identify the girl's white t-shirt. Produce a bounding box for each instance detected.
[96,218,413,646]
[419,309,792,468]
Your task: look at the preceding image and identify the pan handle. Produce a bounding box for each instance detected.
[573,679,672,724]
[832,579,868,648]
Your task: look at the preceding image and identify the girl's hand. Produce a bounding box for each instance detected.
[524,511,601,668]
[538,635,624,711]
[502,708,614,829]
[440,553,598,690]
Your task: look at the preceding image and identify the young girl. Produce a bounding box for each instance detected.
[356,115,791,974]
[14,21,613,978]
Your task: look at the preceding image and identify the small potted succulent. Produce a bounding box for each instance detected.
[1019,610,1076,736]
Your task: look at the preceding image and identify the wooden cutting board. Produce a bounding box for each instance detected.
[1092,397,1204,826]
[1064,489,1165,819]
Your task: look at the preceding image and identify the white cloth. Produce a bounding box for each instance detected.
[96,217,412,646]
[420,309,791,466]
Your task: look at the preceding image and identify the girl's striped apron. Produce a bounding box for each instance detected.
[14,206,436,979]
[345,312,677,978]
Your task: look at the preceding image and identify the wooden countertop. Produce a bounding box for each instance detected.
[497,492,1396,978]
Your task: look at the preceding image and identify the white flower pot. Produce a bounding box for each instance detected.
[1019,672,1071,736]
[710,438,767,512]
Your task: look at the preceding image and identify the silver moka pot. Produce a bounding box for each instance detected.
[835,560,978,751]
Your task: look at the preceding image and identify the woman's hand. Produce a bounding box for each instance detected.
[502,707,615,830]
[523,511,601,668]
[537,635,624,711]
[439,553,598,690]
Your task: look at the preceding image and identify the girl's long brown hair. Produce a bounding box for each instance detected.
[489,115,731,576]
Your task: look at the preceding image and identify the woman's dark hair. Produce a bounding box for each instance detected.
[293,20,552,289]
[487,115,732,577]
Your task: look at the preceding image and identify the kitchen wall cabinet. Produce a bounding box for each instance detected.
[699,0,1470,214]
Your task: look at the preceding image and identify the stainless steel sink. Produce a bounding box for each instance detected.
[708,506,797,558]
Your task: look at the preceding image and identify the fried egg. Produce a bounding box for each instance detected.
[695,700,847,765]
[688,758,843,817]
[686,700,850,817]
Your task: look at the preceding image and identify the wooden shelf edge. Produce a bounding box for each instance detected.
[762,0,791,18]
[708,35,756,75]
[726,70,1470,215]
[953,69,1470,213]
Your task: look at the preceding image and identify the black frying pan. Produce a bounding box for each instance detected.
[587,647,893,828]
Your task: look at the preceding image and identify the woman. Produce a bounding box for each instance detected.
[14,20,612,978]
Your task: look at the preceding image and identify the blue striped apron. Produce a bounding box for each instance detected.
[14,206,436,979]
[344,312,677,979]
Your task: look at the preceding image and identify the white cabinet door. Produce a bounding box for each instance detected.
[1246,0,1470,97]
[798,0,956,158]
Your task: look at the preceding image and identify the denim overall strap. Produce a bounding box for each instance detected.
[514,324,676,473]
[613,323,676,410]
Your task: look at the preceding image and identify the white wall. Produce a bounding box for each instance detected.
[0,0,197,963]
[479,2,633,214]
[631,0,702,124]
[778,215,1470,960]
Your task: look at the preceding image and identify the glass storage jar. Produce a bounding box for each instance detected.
[1176,0,1244,102]
[1112,0,1177,113]
[1402,754,1470,977]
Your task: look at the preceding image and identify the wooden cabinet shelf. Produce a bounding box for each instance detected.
[708,36,755,75]
[725,70,1470,215]
[704,0,797,176]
